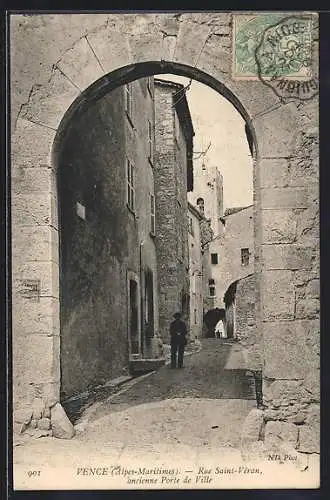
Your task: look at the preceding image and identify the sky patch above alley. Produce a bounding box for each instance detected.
[154,74,253,210]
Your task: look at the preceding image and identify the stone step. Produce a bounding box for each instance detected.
[129,358,166,375]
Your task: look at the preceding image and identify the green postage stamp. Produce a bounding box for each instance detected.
[232,13,317,98]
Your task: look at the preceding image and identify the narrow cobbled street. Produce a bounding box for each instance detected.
[14,339,258,489]
[87,338,255,422]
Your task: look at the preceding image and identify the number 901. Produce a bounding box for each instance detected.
[27,470,41,477]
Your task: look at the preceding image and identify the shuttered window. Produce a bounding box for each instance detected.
[127,159,135,212]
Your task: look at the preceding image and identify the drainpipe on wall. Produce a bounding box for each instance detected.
[140,240,145,358]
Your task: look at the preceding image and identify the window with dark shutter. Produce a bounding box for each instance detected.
[211,253,218,265]
[241,248,250,266]
[209,278,216,297]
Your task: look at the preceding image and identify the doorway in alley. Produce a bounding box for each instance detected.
[129,279,140,356]
[143,268,155,354]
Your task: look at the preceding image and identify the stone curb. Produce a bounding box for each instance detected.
[62,375,134,406]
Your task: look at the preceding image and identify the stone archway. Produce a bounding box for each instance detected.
[203,308,225,338]
[11,13,319,452]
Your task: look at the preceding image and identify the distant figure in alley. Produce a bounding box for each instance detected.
[170,312,188,369]
[215,319,225,338]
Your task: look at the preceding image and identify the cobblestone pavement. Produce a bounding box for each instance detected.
[14,339,263,490]
[87,338,255,422]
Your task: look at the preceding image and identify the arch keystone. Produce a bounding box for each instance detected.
[86,28,132,76]
[128,33,164,63]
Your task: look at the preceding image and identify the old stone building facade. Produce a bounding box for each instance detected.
[199,215,214,314]
[210,205,254,311]
[223,274,260,370]
[11,12,319,458]
[234,274,259,369]
[188,159,224,236]
[188,158,226,333]
[198,204,255,339]
[187,202,205,340]
[153,79,194,339]
[54,77,163,403]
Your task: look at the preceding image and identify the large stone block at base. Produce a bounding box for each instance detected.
[241,408,264,443]
[298,425,319,454]
[14,404,33,426]
[298,403,320,454]
[303,371,320,403]
[50,403,75,439]
[21,335,60,384]
[264,421,298,449]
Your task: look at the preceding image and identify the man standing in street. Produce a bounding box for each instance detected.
[170,312,188,369]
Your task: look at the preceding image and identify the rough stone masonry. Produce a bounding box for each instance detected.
[11,12,319,454]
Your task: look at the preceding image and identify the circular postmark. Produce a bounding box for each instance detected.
[254,15,318,101]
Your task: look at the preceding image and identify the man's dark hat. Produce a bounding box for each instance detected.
[173,312,182,319]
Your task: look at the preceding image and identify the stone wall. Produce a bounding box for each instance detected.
[123,77,160,356]
[200,217,214,316]
[235,274,261,371]
[210,205,254,309]
[11,12,319,451]
[187,162,224,236]
[259,98,319,455]
[58,86,129,399]
[13,73,161,435]
[58,77,159,399]
[154,81,190,340]
[188,204,204,339]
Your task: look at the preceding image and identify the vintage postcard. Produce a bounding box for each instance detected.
[9,10,319,491]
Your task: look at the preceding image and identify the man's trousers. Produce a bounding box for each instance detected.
[171,341,185,368]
